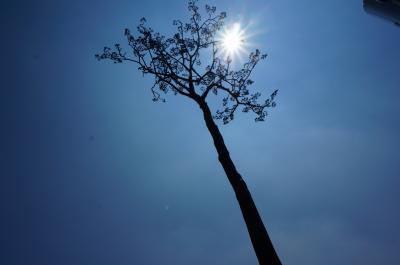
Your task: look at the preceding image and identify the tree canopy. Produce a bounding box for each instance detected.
[96,0,277,124]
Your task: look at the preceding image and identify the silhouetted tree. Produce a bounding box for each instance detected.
[96,1,281,264]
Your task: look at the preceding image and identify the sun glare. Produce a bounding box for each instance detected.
[220,23,246,59]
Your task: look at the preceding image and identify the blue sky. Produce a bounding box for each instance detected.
[3,1,400,265]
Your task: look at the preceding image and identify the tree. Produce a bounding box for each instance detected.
[96,1,281,264]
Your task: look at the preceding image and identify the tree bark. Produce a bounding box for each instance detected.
[197,98,282,265]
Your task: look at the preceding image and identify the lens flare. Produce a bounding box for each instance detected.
[219,23,247,60]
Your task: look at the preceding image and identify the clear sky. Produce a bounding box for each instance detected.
[3,0,400,265]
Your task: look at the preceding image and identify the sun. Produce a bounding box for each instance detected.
[219,23,247,59]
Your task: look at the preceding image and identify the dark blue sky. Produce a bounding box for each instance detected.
[3,1,400,265]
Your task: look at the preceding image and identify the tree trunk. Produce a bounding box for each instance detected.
[197,98,282,265]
